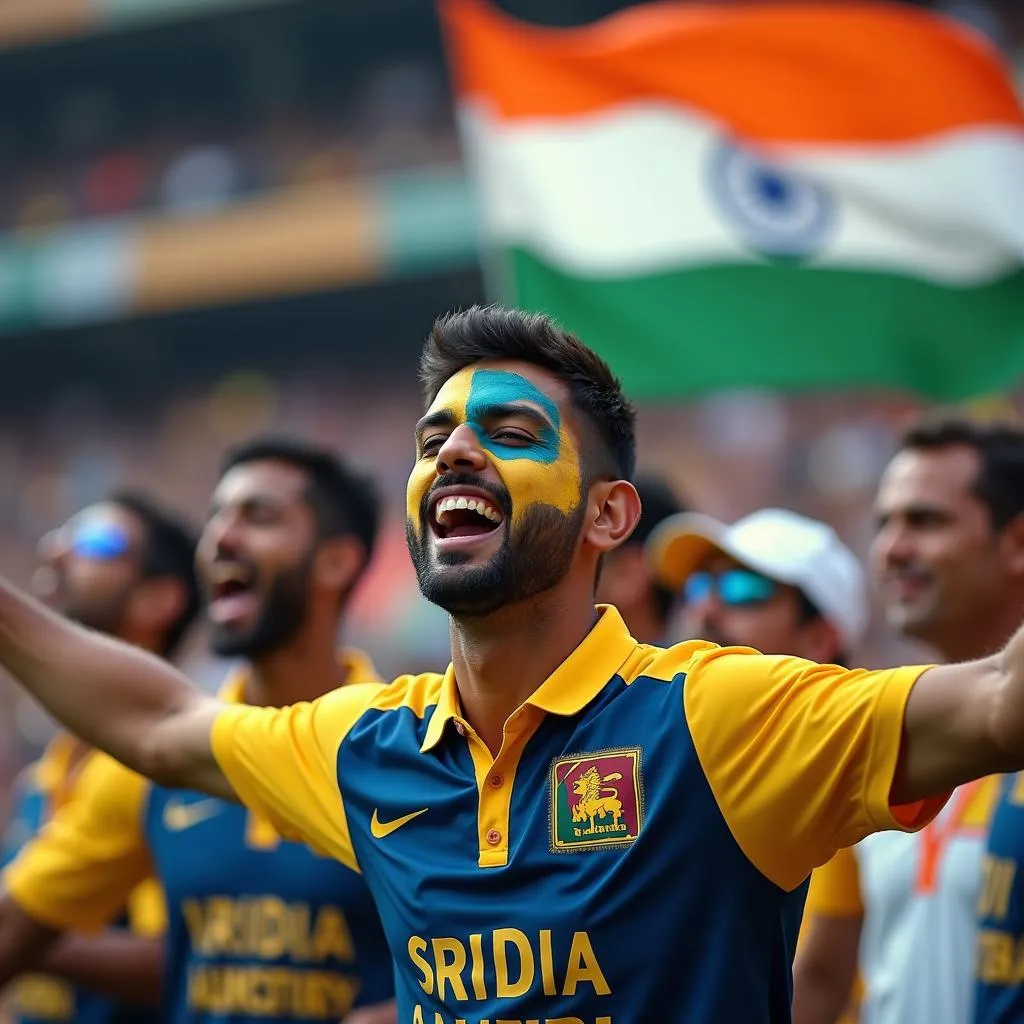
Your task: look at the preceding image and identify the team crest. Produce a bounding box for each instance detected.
[550,748,643,852]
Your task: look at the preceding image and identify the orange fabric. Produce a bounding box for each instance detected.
[441,0,1024,142]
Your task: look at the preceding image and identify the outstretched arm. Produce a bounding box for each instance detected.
[0,575,228,796]
[893,620,1024,803]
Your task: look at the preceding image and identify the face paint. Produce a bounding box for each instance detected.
[406,367,583,531]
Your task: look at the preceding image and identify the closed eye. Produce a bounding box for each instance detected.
[491,429,533,445]
[420,435,447,456]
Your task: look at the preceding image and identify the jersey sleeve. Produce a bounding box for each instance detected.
[683,647,946,891]
[805,847,864,919]
[3,752,151,933]
[210,682,382,871]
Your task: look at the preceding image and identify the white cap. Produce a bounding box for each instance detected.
[646,507,868,649]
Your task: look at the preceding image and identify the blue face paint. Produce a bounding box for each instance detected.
[465,370,561,464]
[407,365,584,529]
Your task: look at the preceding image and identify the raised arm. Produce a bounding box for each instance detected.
[0,574,229,796]
[892,620,1024,804]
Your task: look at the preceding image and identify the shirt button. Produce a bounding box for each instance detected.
[454,722,465,736]
[486,828,502,845]
[489,774,503,789]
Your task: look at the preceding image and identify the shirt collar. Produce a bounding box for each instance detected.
[218,647,380,704]
[420,604,638,753]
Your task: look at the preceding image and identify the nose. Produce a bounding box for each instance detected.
[202,512,244,562]
[685,589,721,631]
[436,424,488,475]
[873,522,914,570]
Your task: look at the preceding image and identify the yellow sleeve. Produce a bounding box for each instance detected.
[805,847,864,919]
[3,752,151,933]
[211,682,382,872]
[126,879,166,938]
[683,646,946,891]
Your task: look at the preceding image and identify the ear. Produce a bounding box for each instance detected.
[999,513,1024,578]
[584,480,642,555]
[313,536,368,597]
[126,577,188,634]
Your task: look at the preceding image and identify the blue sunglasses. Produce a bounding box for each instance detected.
[69,520,132,561]
[683,568,778,607]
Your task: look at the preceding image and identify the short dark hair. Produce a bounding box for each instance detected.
[106,490,201,659]
[419,305,637,481]
[898,416,1024,530]
[629,475,687,623]
[219,436,380,561]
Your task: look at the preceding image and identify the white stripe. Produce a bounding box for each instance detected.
[460,102,1024,285]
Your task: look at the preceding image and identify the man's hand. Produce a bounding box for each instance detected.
[0,573,231,797]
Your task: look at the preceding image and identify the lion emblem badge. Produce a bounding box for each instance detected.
[550,748,643,852]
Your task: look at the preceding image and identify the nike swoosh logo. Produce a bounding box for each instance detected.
[370,807,428,839]
[163,798,222,832]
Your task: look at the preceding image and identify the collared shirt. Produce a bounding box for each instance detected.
[211,606,941,1023]
[2,733,163,1024]
[975,772,1024,1023]
[806,777,998,1024]
[4,650,394,1024]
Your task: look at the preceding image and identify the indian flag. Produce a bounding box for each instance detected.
[441,0,1024,400]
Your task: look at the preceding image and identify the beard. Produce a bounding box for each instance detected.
[407,475,587,618]
[208,553,314,658]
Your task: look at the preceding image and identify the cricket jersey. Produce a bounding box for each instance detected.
[806,777,997,1024]
[974,772,1024,1023]
[211,605,944,1024]
[5,651,394,1023]
[1,733,163,1024]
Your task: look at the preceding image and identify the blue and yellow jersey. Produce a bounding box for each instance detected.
[2,734,163,1024]
[975,772,1024,1023]
[5,651,395,1024]
[209,605,942,1023]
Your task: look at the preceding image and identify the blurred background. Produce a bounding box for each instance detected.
[0,0,1020,803]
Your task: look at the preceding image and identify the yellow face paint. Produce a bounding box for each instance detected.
[406,367,583,532]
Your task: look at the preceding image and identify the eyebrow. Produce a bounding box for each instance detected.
[414,409,458,437]
[475,401,555,430]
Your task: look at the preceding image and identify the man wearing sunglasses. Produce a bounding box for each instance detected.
[646,506,865,668]
[0,440,397,1024]
[1,491,201,1024]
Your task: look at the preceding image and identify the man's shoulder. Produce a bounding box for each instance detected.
[368,671,447,718]
[621,638,753,685]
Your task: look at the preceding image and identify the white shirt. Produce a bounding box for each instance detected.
[856,780,995,1024]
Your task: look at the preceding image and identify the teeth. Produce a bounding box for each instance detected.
[211,564,252,586]
[433,495,502,525]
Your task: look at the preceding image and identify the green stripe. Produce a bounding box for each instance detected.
[504,250,1024,400]
[378,168,479,276]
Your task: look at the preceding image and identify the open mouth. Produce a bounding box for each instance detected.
[430,491,505,542]
[207,562,259,623]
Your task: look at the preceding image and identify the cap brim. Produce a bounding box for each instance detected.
[645,512,734,590]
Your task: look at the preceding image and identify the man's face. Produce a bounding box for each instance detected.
[682,554,821,658]
[872,445,1007,644]
[36,503,145,636]
[197,459,320,657]
[406,360,588,616]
